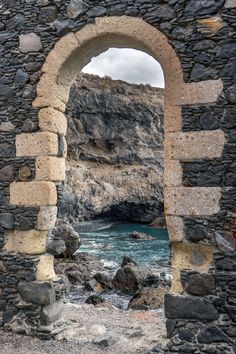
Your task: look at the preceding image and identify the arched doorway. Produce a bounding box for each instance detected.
[3,14,227,352]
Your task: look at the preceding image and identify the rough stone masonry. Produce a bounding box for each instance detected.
[0,0,236,353]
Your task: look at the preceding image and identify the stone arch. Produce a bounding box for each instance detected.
[9,16,224,288]
[5,14,229,349]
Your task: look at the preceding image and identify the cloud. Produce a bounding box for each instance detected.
[82,48,165,88]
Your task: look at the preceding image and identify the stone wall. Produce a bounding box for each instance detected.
[0,0,236,352]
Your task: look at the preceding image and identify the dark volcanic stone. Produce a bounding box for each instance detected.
[165,294,219,320]
[46,239,67,256]
[18,281,56,305]
[198,325,231,344]
[41,301,64,325]
[0,213,14,229]
[186,224,207,243]
[87,6,107,17]
[225,85,236,104]
[2,306,18,323]
[166,319,176,339]
[190,63,217,81]
[197,172,221,186]
[85,294,105,305]
[0,165,14,182]
[216,257,236,271]
[39,6,58,23]
[179,328,194,342]
[185,273,215,296]
[0,84,14,98]
[220,60,236,77]
[67,0,88,19]
[6,14,24,30]
[14,69,29,88]
[199,111,220,130]
[185,0,225,17]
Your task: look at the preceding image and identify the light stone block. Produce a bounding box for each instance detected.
[166,216,184,242]
[16,132,58,157]
[179,80,223,105]
[165,187,221,216]
[19,33,42,53]
[225,0,236,7]
[10,181,57,207]
[164,105,182,133]
[36,156,65,181]
[37,206,58,230]
[36,254,57,281]
[171,243,214,293]
[39,107,67,136]
[164,160,182,187]
[4,230,47,255]
[165,130,225,161]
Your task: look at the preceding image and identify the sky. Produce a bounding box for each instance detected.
[82,48,165,88]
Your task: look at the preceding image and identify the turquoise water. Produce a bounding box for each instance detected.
[78,222,170,272]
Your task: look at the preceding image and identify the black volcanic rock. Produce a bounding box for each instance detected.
[59,74,164,223]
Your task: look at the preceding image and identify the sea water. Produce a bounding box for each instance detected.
[76,222,170,273]
[70,222,170,308]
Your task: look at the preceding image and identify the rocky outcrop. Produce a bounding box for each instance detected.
[58,74,164,223]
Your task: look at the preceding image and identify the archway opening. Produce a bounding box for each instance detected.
[52,46,171,348]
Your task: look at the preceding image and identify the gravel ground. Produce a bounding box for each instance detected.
[0,303,167,354]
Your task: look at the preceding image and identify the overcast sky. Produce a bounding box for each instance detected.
[82,48,165,88]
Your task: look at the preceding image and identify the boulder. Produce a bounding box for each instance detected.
[121,256,138,267]
[85,295,105,306]
[54,252,103,284]
[128,286,167,310]
[113,263,152,293]
[41,301,64,325]
[129,231,154,241]
[53,221,81,258]
[94,273,114,290]
[18,281,55,305]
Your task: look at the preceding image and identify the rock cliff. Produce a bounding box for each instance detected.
[58,74,164,224]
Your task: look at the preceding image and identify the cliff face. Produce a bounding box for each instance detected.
[58,74,164,223]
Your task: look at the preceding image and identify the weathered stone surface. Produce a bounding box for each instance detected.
[39,6,58,23]
[19,33,42,53]
[87,6,107,17]
[186,224,208,243]
[165,187,221,216]
[225,0,236,7]
[67,0,88,18]
[37,206,57,231]
[16,132,58,157]
[185,274,216,296]
[36,156,65,181]
[0,213,14,229]
[46,239,66,256]
[198,325,231,344]
[38,108,67,136]
[41,301,64,325]
[185,0,225,16]
[52,221,81,258]
[128,286,167,310]
[165,294,219,320]
[18,281,55,305]
[4,229,47,254]
[165,130,225,161]
[10,181,57,207]
[36,255,56,281]
[166,216,184,242]
[14,69,29,88]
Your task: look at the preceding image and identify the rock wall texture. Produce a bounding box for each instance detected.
[0,1,236,353]
[59,74,164,223]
